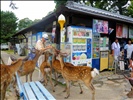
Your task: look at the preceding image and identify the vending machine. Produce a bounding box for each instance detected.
[99,36,109,71]
[67,26,92,67]
[92,33,100,70]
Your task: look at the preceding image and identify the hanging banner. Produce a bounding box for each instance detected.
[116,23,123,38]
[129,26,133,39]
[122,24,128,38]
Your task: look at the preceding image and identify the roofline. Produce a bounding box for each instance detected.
[65,1,133,24]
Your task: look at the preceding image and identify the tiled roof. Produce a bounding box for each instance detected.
[65,1,133,24]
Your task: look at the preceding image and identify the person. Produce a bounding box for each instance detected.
[35,34,52,81]
[111,38,120,61]
[111,38,120,73]
[124,39,133,64]
[35,34,52,51]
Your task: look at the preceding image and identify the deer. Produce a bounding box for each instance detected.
[40,51,55,92]
[17,49,42,82]
[57,53,99,100]
[0,59,23,100]
[51,46,83,94]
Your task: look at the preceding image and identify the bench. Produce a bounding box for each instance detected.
[15,73,56,100]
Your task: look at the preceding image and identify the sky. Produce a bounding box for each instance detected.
[1,1,56,21]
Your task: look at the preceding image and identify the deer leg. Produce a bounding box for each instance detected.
[78,83,83,94]
[1,84,8,100]
[12,74,16,88]
[40,68,44,83]
[29,71,34,82]
[84,81,95,100]
[54,71,58,86]
[26,75,28,82]
[49,70,55,92]
[64,80,70,99]
[63,86,67,92]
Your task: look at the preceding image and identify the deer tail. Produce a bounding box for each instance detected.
[91,68,99,78]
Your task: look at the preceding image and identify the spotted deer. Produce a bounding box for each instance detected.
[51,46,83,93]
[57,53,99,100]
[0,59,23,100]
[40,51,55,92]
[17,49,42,82]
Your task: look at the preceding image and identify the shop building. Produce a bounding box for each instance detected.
[13,1,133,71]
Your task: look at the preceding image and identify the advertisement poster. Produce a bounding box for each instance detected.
[129,26,133,38]
[93,19,108,34]
[122,25,128,38]
[116,24,123,38]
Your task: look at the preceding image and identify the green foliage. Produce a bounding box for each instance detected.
[17,18,33,30]
[54,0,68,9]
[125,1,133,17]
[1,10,18,43]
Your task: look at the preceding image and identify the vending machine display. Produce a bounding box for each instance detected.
[92,34,100,58]
[67,26,92,66]
[92,33,100,70]
[100,37,109,51]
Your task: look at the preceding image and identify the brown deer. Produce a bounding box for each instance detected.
[57,53,99,100]
[40,51,55,92]
[51,47,83,94]
[0,59,22,100]
[17,49,42,82]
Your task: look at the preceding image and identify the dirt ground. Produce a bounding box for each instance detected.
[4,70,133,100]
[1,51,132,100]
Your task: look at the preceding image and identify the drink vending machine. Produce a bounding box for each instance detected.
[99,36,109,71]
[92,33,100,70]
[66,26,92,67]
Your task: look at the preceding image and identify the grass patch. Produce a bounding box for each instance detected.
[3,50,14,54]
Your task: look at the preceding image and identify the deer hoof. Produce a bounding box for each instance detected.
[63,90,66,92]
[80,91,83,94]
[54,83,57,86]
[64,95,70,99]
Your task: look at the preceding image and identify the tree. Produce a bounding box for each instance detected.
[108,0,128,15]
[1,11,18,43]
[125,0,133,17]
[17,18,33,30]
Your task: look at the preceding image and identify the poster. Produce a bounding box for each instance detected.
[93,19,108,34]
[116,24,123,38]
[122,24,128,38]
[129,26,133,38]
